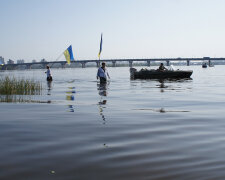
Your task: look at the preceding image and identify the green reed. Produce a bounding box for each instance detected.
[0,76,42,95]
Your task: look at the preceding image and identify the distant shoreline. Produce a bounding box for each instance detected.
[0,62,224,71]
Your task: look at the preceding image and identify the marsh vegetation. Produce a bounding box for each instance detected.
[0,76,42,102]
[0,76,42,95]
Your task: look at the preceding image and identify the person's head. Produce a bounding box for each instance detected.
[46,65,49,69]
[101,62,106,68]
[160,63,164,66]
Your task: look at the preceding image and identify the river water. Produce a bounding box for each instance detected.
[1,65,225,180]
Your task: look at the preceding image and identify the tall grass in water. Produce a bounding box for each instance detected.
[0,76,42,95]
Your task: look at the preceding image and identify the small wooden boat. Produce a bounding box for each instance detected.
[130,68,193,79]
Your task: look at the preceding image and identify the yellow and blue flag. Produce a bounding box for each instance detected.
[98,33,103,58]
[64,45,74,65]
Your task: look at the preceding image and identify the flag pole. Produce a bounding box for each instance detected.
[55,53,64,61]
[49,52,64,68]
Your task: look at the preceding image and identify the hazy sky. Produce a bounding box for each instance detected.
[1,0,225,62]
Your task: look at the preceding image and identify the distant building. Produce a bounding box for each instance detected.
[32,59,36,63]
[40,58,47,62]
[17,59,25,64]
[7,59,14,64]
[0,56,5,64]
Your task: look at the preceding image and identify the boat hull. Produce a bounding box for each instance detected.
[130,68,193,79]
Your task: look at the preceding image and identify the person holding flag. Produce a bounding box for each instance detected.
[45,45,74,81]
[45,65,52,81]
[97,34,110,83]
[97,62,110,83]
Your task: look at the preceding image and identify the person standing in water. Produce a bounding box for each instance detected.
[97,62,110,83]
[45,65,52,81]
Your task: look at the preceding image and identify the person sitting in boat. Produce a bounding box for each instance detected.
[97,62,110,83]
[45,65,53,81]
[158,63,167,71]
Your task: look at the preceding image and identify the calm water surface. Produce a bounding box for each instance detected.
[1,66,225,180]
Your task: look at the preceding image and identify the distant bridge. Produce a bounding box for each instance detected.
[1,57,224,70]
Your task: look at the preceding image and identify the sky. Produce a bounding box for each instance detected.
[1,0,225,62]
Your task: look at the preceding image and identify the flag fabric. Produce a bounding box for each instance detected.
[64,45,74,65]
[98,33,103,58]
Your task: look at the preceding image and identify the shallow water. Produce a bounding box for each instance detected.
[1,65,225,180]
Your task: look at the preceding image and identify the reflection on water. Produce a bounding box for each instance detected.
[97,82,109,124]
[157,79,167,93]
[66,87,76,112]
[67,105,75,112]
[155,78,193,93]
[0,94,51,103]
[129,78,193,113]
[46,81,52,104]
[0,94,29,103]
[47,81,52,95]
[133,107,190,113]
[97,82,108,97]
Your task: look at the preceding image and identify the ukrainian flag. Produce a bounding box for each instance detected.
[98,33,103,58]
[64,45,74,65]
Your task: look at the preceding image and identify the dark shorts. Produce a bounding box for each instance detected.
[47,76,53,81]
[100,77,107,83]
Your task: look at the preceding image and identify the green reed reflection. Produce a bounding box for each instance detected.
[0,95,51,103]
